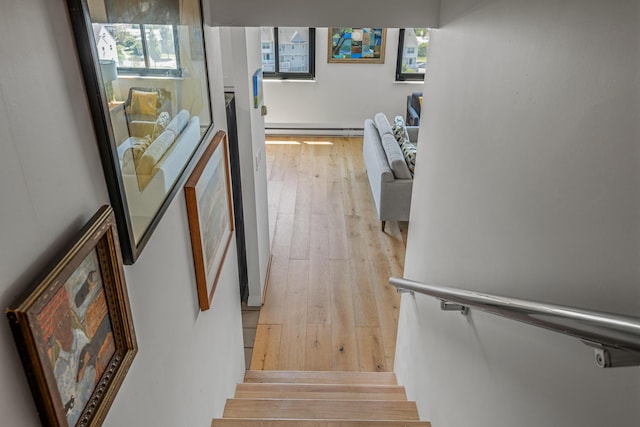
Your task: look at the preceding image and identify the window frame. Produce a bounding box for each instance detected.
[115,24,182,78]
[395,28,426,82]
[262,27,316,80]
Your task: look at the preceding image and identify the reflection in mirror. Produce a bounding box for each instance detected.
[87,0,212,246]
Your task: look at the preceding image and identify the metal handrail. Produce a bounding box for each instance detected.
[389,277,640,368]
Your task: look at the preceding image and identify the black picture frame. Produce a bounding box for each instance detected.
[66,0,214,264]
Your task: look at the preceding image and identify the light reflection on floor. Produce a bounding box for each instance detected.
[265,139,334,146]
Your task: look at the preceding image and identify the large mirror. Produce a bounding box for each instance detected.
[68,0,213,263]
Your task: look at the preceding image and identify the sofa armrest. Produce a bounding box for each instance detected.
[406,126,419,143]
[406,107,420,126]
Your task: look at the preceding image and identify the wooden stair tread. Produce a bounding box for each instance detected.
[244,370,397,385]
[235,383,407,400]
[213,420,431,427]
[222,399,419,421]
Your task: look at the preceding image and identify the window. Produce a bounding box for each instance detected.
[260,27,315,79]
[396,28,429,81]
[100,23,181,77]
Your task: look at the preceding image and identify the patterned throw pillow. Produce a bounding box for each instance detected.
[392,115,409,145]
[401,142,417,175]
[151,111,171,140]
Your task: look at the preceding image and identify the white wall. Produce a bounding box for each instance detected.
[0,2,244,426]
[208,0,440,28]
[264,28,425,131]
[395,0,640,426]
[226,27,271,306]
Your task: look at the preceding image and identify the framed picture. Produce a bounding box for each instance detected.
[253,68,264,109]
[66,0,214,264]
[328,27,386,63]
[6,206,137,427]
[185,131,235,311]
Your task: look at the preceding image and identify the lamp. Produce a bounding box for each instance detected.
[100,59,118,103]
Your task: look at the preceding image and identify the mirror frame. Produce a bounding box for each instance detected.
[67,0,214,264]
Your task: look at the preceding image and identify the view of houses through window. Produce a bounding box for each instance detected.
[94,23,180,76]
[396,28,429,81]
[261,27,315,79]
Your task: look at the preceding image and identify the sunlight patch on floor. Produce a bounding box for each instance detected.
[265,140,334,146]
[266,140,302,145]
[303,140,333,145]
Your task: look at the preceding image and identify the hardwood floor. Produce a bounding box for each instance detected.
[250,136,407,372]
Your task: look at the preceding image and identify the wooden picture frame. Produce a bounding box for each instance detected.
[185,131,234,311]
[328,27,386,63]
[6,206,137,427]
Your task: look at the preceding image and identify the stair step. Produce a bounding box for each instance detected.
[222,399,420,421]
[213,420,432,427]
[235,383,407,400]
[244,371,398,385]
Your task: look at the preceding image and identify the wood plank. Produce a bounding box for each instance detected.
[350,259,380,327]
[290,180,312,259]
[344,214,368,264]
[279,260,309,370]
[368,260,401,370]
[243,370,398,385]
[356,327,387,372]
[271,213,294,259]
[304,323,333,371]
[311,150,328,215]
[330,260,359,371]
[213,420,431,427]
[327,181,348,260]
[222,399,420,421]
[268,180,283,244]
[258,256,288,324]
[307,238,330,324]
[250,324,282,370]
[234,383,407,400]
[298,139,314,181]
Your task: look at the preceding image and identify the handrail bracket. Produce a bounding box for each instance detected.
[440,300,469,316]
[582,341,640,368]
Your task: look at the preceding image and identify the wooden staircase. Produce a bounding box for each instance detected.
[212,370,430,427]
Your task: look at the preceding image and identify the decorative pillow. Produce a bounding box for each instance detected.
[151,111,171,140]
[401,141,417,175]
[131,90,158,116]
[130,136,152,164]
[374,113,393,138]
[135,129,177,190]
[392,115,410,145]
[165,110,190,137]
[381,133,412,179]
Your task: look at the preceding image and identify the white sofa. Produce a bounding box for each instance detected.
[117,110,200,240]
[363,113,418,231]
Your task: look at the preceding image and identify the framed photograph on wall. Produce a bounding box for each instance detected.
[6,205,137,427]
[185,131,235,311]
[328,27,386,63]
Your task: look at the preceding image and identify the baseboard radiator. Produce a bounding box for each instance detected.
[265,126,364,137]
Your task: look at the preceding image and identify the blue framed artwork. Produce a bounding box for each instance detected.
[328,28,386,63]
[253,68,263,108]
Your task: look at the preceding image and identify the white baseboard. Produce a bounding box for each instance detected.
[265,122,364,137]
[265,127,364,136]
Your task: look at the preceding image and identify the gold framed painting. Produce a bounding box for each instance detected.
[185,130,235,311]
[328,27,386,63]
[6,205,137,427]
